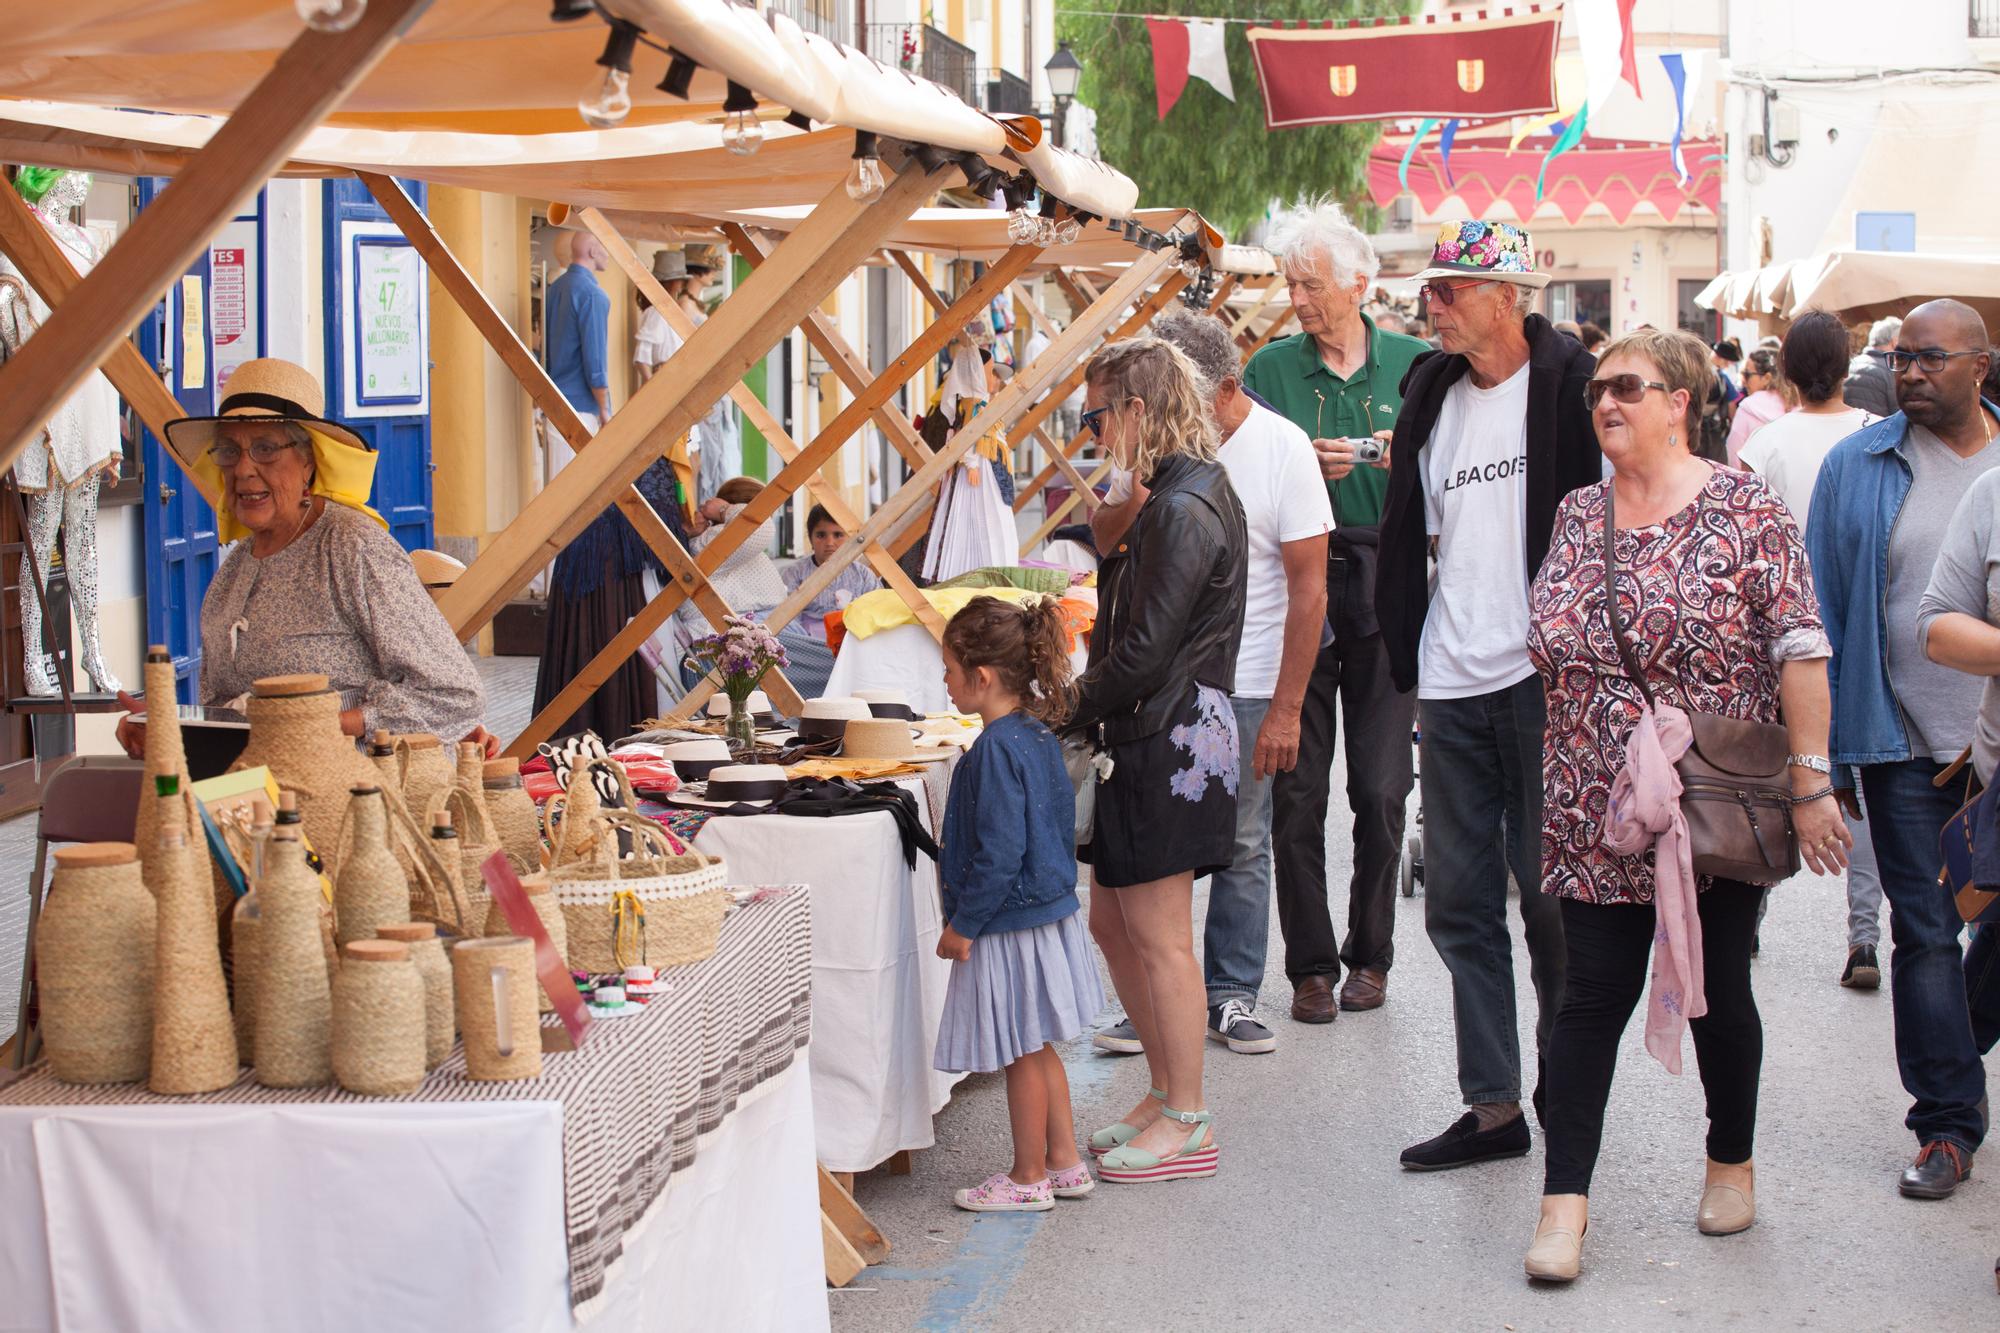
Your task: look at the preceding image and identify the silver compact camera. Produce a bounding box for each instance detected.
[1349,437,1384,464]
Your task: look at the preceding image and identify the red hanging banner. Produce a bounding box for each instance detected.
[1246,8,1561,129]
[1145,17,1193,121]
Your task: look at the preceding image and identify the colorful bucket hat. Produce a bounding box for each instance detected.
[1412,220,1550,290]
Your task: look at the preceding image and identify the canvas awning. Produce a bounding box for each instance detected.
[1698,251,2000,326]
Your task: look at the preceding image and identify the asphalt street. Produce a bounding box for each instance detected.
[831,744,1999,1333]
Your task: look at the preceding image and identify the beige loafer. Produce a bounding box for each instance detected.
[1524,1222,1585,1283]
[1697,1181,1756,1235]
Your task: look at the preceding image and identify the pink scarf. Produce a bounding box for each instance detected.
[1601,702,1707,1073]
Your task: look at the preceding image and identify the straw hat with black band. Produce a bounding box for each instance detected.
[165,358,385,545]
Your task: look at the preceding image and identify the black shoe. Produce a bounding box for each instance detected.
[1899,1139,1973,1200]
[1840,944,1881,989]
[1400,1111,1531,1172]
[1751,933,1762,957]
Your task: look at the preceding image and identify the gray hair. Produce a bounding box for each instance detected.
[1266,195,1380,290]
[1868,316,1902,348]
[1149,306,1240,398]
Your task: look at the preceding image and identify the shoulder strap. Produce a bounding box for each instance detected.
[1599,484,1658,709]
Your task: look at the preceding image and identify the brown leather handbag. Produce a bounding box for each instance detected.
[1601,486,1800,886]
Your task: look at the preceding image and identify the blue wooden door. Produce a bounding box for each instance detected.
[323,178,433,552]
[137,178,221,703]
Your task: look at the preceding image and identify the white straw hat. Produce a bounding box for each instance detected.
[852,688,916,720]
[661,737,732,783]
[797,696,872,742]
[666,763,790,809]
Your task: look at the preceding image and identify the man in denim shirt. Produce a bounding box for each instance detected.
[1808,299,1997,1201]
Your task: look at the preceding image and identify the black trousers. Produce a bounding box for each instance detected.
[1270,627,1415,983]
[1543,881,1764,1196]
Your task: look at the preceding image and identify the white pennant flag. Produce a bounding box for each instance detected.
[1185,18,1235,103]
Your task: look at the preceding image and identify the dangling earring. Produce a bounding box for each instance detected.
[1668,432,1678,449]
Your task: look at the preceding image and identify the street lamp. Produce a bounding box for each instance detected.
[1044,39,1082,150]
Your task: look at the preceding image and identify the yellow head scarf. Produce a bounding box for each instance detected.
[193,423,388,545]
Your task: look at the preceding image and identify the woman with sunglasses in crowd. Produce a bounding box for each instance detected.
[1067,337,1247,1184]
[1725,346,1796,467]
[1520,328,1848,1282]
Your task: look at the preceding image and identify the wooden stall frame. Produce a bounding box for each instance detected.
[1244,304,1297,355]
[666,238,1189,721]
[0,0,434,480]
[1229,272,1285,339]
[508,229,1044,754]
[443,157,957,646]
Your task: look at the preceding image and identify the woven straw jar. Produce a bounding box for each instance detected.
[397,734,455,827]
[377,922,454,1069]
[334,786,410,947]
[149,807,240,1094]
[253,829,334,1088]
[134,649,191,888]
[483,758,542,875]
[229,892,260,1056]
[483,873,568,1012]
[38,843,156,1084]
[452,937,542,1081]
[331,940,427,1096]
[232,675,378,881]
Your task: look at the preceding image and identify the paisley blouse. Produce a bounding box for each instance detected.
[1526,467,1827,905]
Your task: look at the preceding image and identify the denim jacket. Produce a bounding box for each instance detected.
[1804,402,2000,786]
[939,713,1080,939]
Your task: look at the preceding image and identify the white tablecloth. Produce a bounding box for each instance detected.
[0,1056,825,1333]
[693,779,961,1173]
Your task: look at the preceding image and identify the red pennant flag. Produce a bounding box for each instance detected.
[1145,16,1192,120]
[1618,0,1643,98]
[1246,9,1560,129]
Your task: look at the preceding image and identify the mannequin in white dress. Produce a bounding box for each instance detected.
[0,168,123,694]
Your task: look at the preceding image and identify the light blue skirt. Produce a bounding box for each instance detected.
[933,912,1106,1075]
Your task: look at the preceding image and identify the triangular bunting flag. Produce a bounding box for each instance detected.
[1145,17,1192,120]
[1538,107,1589,200]
[1660,53,1689,183]
[1186,18,1236,102]
[1618,0,1643,98]
[1439,118,1462,187]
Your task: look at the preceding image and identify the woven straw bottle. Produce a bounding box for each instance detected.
[149,777,239,1093]
[331,940,427,1096]
[483,758,542,875]
[134,646,190,888]
[233,674,377,881]
[254,801,334,1087]
[38,842,156,1083]
[334,785,409,947]
[230,892,260,1057]
[398,734,455,824]
[377,922,455,1070]
[428,810,474,935]
[368,730,405,809]
[451,936,541,1081]
[482,873,568,1011]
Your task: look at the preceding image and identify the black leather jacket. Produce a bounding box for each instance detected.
[1070,454,1247,744]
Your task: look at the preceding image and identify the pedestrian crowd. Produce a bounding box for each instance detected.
[918,201,1999,1286]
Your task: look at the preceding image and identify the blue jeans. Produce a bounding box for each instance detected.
[1858,759,1989,1152]
[1204,695,1275,1008]
[1418,675,1567,1105]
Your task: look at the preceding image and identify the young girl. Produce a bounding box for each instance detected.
[934,596,1105,1212]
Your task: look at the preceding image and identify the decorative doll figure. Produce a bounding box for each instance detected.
[0,166,124,694]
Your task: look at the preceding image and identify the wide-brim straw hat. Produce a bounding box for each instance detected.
[683,244,724,274]
[661,738,733,783]
[164,357,371,457]
[1410,220,1551,291]
[706,690,774,722]
[852,688,916,721]
[652,248,688,283]
[666,763,790,809]
[410,549,466,591]
[796,696,872,742]
[841,717,949,764]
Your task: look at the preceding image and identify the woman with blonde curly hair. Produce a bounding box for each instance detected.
[1068,337,1249,1184]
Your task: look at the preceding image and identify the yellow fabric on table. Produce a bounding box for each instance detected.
[840,585,1043,640]
[786,758,921,781]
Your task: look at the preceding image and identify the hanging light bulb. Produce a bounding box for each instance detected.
[577,21,639,129]
[846,131,886,202]
[1008,210,1039,244]
[296,0,366,31]
[721,82,765,156]
[1056,218,1082,246]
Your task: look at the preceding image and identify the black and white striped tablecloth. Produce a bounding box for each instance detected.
[0,888,814,1313]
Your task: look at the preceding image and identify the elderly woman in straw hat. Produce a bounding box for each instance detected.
[115,358,488,756]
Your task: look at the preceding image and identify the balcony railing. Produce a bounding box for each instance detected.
[860,22,977,105]
[978,67,1033,116]
[1975,1,2000,37]
[765,0,848,44]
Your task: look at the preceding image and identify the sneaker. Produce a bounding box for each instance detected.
[953,1171,1054,1213]
[1206,998,1277,1054]
[1093,1017,1143,1054]
[1048,1162,1095,1198]
[1400,1111,1532,1172]
[1840,943,1881,989]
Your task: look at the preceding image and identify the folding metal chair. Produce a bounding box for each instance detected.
[9,756,145,1070]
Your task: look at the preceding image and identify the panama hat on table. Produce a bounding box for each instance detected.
[666,763,790,809]
[841,717,951,765]
[1411,220,1551,291]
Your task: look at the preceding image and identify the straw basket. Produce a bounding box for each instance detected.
[232,675,378,880]
[377,922,454,1070]
[544,758,727,972]
[38,843,156,1084]
[331,940,427,1096]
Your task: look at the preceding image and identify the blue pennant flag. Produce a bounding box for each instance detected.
[1399,118,1441,190]
[1661,53,1689,184]
[1439,118,1462,187]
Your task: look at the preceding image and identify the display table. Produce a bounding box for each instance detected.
[0,893,825,1333]
[692,770,961,1173]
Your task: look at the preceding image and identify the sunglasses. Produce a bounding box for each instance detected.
[1583,374,1671,410]
[208,439,302,467]
[1419,279,1495,307]
[1080,405,1109,439]
[1886,348,1984,374]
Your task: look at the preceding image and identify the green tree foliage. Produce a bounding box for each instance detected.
[1065,1,1414,238]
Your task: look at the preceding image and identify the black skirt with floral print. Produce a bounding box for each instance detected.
[1080,683,1240,888]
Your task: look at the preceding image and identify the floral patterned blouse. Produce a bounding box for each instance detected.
[1526,467,1827,905]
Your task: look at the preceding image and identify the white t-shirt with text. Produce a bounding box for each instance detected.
[1418,364,1536,699]
[1217,404,1335,697]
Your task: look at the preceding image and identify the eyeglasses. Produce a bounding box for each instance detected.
[1080,405,1109,439]
[1584,374,1672,410]
[1886,348,1984,374]
[208,439,302,466]
[1419,279,1495,308]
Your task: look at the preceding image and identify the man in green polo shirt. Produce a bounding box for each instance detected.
[1244,199,1429,1024]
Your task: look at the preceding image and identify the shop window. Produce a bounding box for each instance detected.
[1678,279,1718,340]
[1547,280,1611,330]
